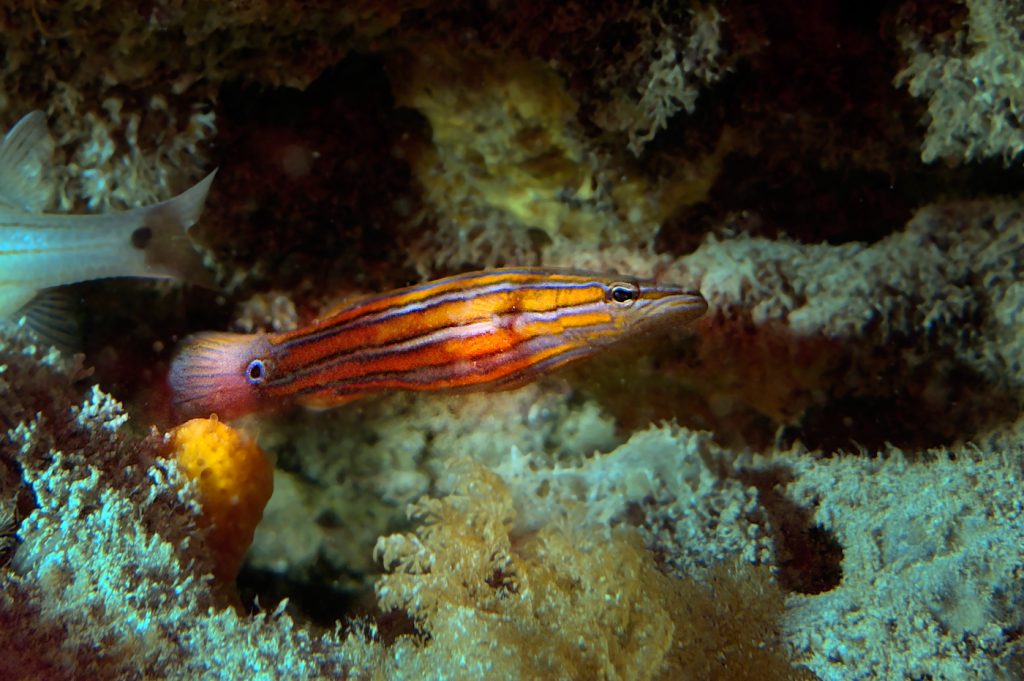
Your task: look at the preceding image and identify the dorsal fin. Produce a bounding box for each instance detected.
[0,111,55,213]
[316,293,366,321]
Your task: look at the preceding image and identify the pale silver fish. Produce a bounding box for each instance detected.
[0,111,216,324]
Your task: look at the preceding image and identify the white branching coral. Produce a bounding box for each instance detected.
[70,385,128,433]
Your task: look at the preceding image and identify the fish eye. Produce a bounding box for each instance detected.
[246,359,267,385]
[609,283,638,304]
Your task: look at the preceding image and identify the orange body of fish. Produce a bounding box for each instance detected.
[169,268,707,420]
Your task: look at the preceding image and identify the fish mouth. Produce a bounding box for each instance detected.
[669,289,708,314]
[636,286,708,328]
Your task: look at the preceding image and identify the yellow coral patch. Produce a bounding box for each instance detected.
[165,417,273,582]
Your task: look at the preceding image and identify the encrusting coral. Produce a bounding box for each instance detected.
[570,193,1024,451]
[783,419,1024,680]
[493,424,774,576]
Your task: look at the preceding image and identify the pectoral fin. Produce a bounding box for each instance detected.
[16,288,81,354]
[0,286,37,320]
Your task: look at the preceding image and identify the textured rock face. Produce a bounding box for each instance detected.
[3,2,1024,679]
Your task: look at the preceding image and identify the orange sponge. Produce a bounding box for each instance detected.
[164,417,273,582]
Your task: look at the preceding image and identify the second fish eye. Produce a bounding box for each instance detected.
[246,359,267,385]
[610,284,637,303]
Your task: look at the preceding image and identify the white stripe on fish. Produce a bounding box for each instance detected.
[0,111,216,319]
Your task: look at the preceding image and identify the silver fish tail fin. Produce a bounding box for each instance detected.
[0,111,56,212]
[137,170,218,288]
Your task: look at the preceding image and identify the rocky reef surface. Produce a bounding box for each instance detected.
[2,1,1024,679]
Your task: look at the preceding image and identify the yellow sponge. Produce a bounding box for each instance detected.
[165,417,273,582]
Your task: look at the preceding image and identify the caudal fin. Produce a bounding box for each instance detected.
[139,170,218,288]
[169,331,270,420]
[0,111,55,213]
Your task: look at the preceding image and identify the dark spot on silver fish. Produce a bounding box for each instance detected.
[131,226,153,249]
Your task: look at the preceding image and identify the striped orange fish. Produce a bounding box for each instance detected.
[169,268,707,420]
